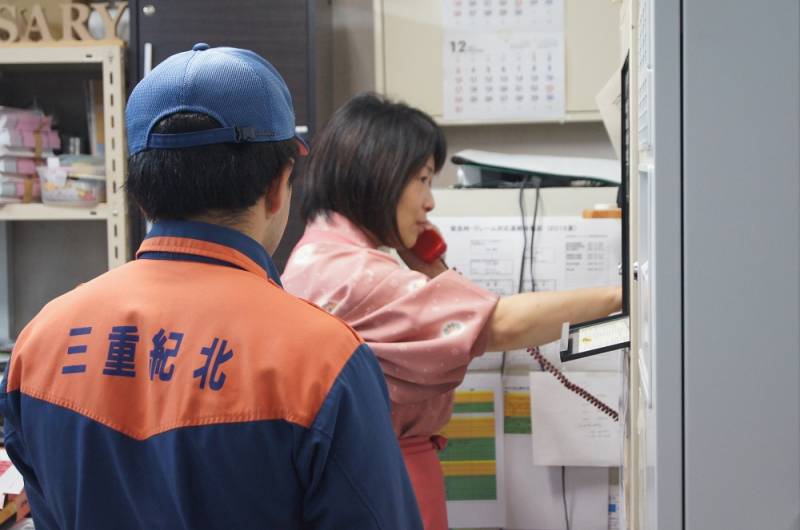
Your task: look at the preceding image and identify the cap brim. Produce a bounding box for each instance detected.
[295,135,309,156]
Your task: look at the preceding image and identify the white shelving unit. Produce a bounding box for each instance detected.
[0,40,130,342]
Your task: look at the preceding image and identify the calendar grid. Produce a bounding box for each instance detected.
[443,0,565,122]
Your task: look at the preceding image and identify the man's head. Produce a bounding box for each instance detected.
[125,43,307,252]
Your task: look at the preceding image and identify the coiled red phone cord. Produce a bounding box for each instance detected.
[528,347,619,422]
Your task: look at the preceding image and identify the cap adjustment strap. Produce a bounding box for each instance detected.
[234,126,256,142]
[147,125,276,150]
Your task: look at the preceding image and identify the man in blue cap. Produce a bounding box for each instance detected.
[1,44,423,529]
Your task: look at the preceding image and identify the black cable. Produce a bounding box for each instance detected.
[528,179,541,292]
[562,466,570,530]
[501,174,532,376]
[524,178,570,530]
[531,348,620,421]
[517,175,531,294]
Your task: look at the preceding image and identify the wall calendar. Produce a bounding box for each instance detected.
[443,0,566,122]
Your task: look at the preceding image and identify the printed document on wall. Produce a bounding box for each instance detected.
[430,215,623,372]
[429,216,621,296]
[529,371,621,466]
[442,0,565,122]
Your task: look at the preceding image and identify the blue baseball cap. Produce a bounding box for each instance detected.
[126,43,308,156]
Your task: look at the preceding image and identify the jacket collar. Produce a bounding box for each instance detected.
[305,212,380,250]
[136,220,282,285]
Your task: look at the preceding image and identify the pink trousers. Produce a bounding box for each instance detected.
[399,435,448,530]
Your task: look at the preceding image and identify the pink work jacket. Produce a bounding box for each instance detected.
[282,213,499,437]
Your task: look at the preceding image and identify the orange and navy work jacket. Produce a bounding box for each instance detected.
[1,220,422,530]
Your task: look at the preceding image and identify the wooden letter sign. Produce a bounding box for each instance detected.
[0,2,128,43]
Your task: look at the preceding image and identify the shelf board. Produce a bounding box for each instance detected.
[434,111,603,127]
[0,202,117,221]
[0,40,125,65]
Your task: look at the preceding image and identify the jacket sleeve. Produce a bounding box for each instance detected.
[347,265,498,402]
[294,343,423,530]
[285,243,499,403]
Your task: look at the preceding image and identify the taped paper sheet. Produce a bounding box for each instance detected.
[504,374,611,530]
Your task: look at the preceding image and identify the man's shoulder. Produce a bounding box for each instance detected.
[8,264,372,436]
[251,278,364,343]
[25,263,135,324]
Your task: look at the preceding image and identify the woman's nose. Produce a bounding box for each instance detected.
[423,188,435,212]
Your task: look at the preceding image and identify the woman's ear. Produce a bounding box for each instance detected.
[265,160,295,215]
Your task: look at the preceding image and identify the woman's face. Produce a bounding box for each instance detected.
[395,156,436,248]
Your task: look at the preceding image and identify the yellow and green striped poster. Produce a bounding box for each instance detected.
[438,389,497,501]
[504,389,532,434]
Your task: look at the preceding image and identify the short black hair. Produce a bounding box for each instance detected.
[126,112,297,221]
[301,93,446,245]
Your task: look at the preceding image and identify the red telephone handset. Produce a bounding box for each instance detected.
[411,228,447,263]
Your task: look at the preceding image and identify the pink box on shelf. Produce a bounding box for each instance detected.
[14,114,52,131]
[21,130,60,150]
[0,157,39,174]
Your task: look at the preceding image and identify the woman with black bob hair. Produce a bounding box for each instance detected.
[299,91,447,245]
[283,93,621,530]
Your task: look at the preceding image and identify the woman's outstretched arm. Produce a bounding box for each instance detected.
[487,287,622,351]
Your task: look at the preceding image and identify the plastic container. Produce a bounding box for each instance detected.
[36,165,105,207]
